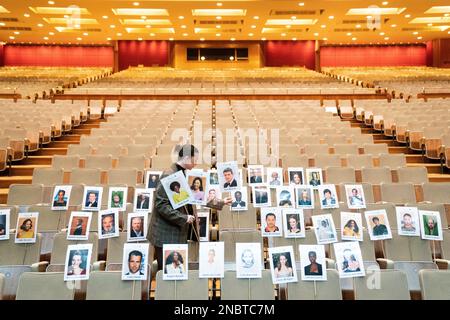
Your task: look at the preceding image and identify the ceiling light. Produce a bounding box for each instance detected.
[183,33,188,36]
[37,23,44,27]
[314,32,319,36]
[146,25,151,28]
[323,37,328,41]
[169,37,174,41]
[103,15,108,19]
[261,37,266,41]
[133,2,140,6]
[286,25,291,28]
[248,33,254,36]
[116,33,122,36]
[112,8,168,16]
[417,36,423,40]
[216,16,222,20]
[9,36,15,40]
[427,23,433,26]
[352,37,357,40]
[43,36,49,40]
[181,25,187,29]
[107,37,111,40]
[200,37,205,41]
[445,13,450,17]
[216,25,221,28]
[347,8,406,15]
[14,31,20,35]
[83,32,88,36]
[292,37,297,41]
[216,33,221,36]
[410,17,450,24]
[391,24,397,27]
[254,16,259,20]
[298,2,305,6]
[384,37,389,40]
[217,2,223,6]
[356,24,361,28]
[266,19,317,25]
[328,15,334,19]
[201,56,206,61]
[281,33,286,36]
[110,24,116,28]
[291,16,297,20]
[379,32,385,35]
[347,32,352,36]
[413,31,419,35]
[150,33,156,36]
[425,6,450,14]
[193,9,246,16]
[49,32,54,35]
[138,37,143,41]
[77,37,82,40]
[231,37,235,41]
[0,23,5,26]
[48,1,55,4]
[321,24,326,28]
[141,16,147,20]
[367,15,372,19]
[382,1,388,5]
[24,13,30,18]
[405,14,411,18]
[229,56,234,61]
[251,25,256,29]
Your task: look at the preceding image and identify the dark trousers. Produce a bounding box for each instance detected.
[154,246,163,271]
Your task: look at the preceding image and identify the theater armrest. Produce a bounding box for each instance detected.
[93,260,106,271]
[376,258,394,269]
[31,261,49,272]
[434,259,450,270]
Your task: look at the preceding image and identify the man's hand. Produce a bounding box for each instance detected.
[186,215,195,224]
[222,197,233,206]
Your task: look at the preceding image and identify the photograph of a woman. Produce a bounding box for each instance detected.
[268,246,298,284]
[163,244,188,280]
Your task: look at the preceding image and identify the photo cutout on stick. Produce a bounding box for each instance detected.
[345,184,367,209]
[217,161,241,192]
[51,185,72,211]
[341,212,363,242]
[299,244,327,281]
[160,171,193,210]
[419,210,443,241]
[288,167,304,186]
[64,243,92,281]
[312,214,338,245]
[306,168,323,188]
[205,185,223,210]
[261,207,283,237]
[145,171,162,189]
[133,188,153,213]
[252,185,271,208]
[67,211,92,241]
[163,244,188,280]
[236,243,262,279]
[199,242,224,278]
[247,165,265,185]
[231,187,248,211]
[98,209,120,239]
[108,186,127,211]
[295,185,315,209]
[396,207,420,237]
[121,243,149,281]
[82,186,103,212]
[187,171,208,205]
[266,167,283,188]
[197,210,210,242]
[318,184,339,209]
[276,186,295,208]
[283,208,305,238]
[333,241,365,279]
[15,212,38,244]
[208,169,220,186]
[0,209,10,241]
[268,246,298,284]
[127,212,148,242]
[365,210,392,241]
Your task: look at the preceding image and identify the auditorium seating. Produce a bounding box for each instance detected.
[287,270,342,300]
[155,270,209,300]
[221,270,274,300]
[419,270,450,300]
[15,272,75,300]
[353,270,410,300]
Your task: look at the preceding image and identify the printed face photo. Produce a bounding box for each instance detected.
[248,165,264,185]
[68,213,91,241]
[127,212,148,242]
[268,246,298,284]
[312,214,337,245]
[252,186,271,207]
[205,185,223,210]
[98,209,120,240]
[122,243,149,281]
[236,243,262,279]
[82,186,103,211]
[163,244,188,280]
[208,170,220,185]
[231,187,248,211]
[419,210,443,241]
[217,161,240,192]
[299,245,327,281]
[276,186,294,208]
[51,185,72,210]
[333,241,365,279]
[288,168,304,185]
[199,242,224,279]
[134,188,153,212]
[266,167,283,187]
[64,244,92,281]
[160,171,193,210]
[283,209,305,238]
[187,172,208,205]
[306,168,323,188]
[146,171,162,189]
[108,187,127,211]
[318,184,339,209]
[340,212,363,242]
[295,186,314,209]
[261,208,282,237]
[0,210,10,240]
[365,210,392,241]
[396,207,420,237]
[345,185,366,209]
[15,212,38,244]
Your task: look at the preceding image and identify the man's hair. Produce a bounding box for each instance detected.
[372,216,380,222]
[223,167,233,174]
[58,190,65,195]
[102,214,114,221]
[234,191,242,196]
[265,213,276,220]
[88,191,97,197]
[131,217,143,227]
[128,250,143,262]
[178,144,199,160]
[308,251,316,257]
[323,189,332,195]
[169,181,181,191]
[403,213,412,219]
[351,188,358,193]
